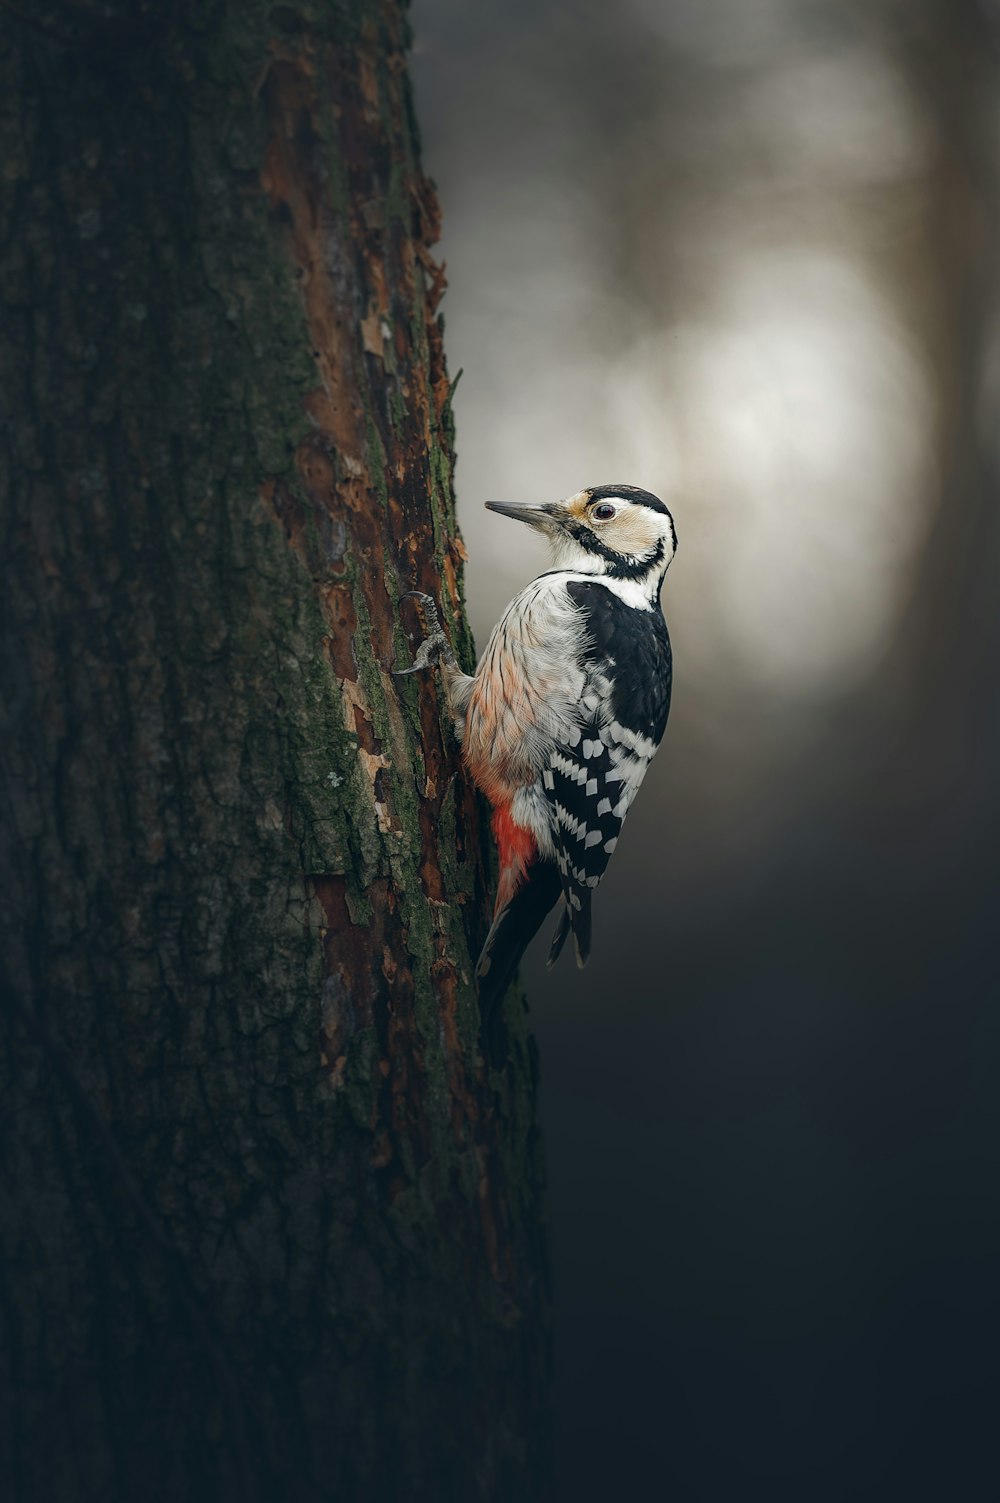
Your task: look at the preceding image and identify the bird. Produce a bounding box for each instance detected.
[396,483,676,1018]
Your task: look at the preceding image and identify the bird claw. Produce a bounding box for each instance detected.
[399,590,441,636]
[393,630,451,676]
[393,592,455,676]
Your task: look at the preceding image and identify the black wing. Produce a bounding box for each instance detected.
[543,580,672,965]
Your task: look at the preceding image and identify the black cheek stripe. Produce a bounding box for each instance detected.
[566,524,665,581]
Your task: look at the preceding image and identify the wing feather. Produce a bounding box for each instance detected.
[541,578,672,965]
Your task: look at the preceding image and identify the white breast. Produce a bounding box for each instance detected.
[462,575,587,793]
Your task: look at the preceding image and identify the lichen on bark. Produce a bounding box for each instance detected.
[0,3,550,1499]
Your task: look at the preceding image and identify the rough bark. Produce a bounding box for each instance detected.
[0,4,549,1499]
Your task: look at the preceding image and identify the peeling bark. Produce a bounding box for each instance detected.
[0,4,549,1500]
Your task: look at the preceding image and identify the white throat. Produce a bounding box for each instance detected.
[547,534,608,574]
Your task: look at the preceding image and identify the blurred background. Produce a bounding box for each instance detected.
[412,1,1000,1497]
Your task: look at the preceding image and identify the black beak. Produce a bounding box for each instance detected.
[485,500,561,534]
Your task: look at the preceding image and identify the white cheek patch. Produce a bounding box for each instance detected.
[605,509,664,556]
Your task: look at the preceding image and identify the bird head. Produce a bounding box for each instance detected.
[486,484,677,588]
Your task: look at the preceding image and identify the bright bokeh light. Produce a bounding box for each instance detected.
[605,253,936,693]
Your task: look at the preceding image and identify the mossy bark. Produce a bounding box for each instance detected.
[0,4,549,1499]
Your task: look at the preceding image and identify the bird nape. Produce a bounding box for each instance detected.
[395,483,676,1029]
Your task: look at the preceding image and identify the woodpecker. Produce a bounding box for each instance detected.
[397,484,676,1015]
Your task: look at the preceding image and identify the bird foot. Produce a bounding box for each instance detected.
[393,591,457,675]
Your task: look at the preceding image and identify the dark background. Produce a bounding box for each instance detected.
[413,1,1000,1496]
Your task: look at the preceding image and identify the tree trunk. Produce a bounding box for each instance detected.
[0,4,549,1500]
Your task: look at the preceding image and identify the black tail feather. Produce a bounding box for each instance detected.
[546,890,593,970]
[546,903,571,968]
[476,861,562,1020]
[571,890,592,968]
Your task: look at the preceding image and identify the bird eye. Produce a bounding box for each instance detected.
[591,502,616,521]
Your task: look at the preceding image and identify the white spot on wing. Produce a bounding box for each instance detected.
[554,803,588,842]
[552,751,587,786]
[610,719,657,760]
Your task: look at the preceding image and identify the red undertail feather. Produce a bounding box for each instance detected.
[491,802,537,915]
[477,802,562,1022]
